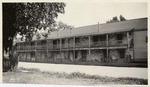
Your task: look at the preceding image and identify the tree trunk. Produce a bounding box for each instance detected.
[9,39,19,71]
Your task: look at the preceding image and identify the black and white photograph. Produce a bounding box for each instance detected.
[2,1,148,86]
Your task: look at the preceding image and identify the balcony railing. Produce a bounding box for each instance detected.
[52,45,60,50]
[91,41,107,47]
[62,44,68,49]
[68,43,74,48]
[36,45,47,50]
[16,40,128,51]
[75,42,89,48]
[108,40,127,46]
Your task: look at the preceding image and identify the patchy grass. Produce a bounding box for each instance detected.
[3,67,148,85]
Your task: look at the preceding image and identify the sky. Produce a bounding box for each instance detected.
[56,2,147,27]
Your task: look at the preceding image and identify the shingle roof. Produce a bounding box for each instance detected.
[15,17,147,42]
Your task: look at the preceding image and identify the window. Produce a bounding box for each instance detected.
[75,37,80,43]
[41,40,46,45]
[93,36,99,42]
[118,49,125,59]
[53,40,57,45]
[62,39,65,44]
[117,34,123,40]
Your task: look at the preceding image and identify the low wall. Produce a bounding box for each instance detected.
[18,62,148,79]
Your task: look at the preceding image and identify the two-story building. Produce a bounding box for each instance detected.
[15,17,147,67]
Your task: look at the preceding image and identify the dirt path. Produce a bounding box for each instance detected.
[18,62,148,79]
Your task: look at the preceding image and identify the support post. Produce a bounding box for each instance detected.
[127,32,130,51]
[106,34,109,47]
[73,50,75,63]
[106,34,109,62]
[89,49,91,61]
[59,39,62,62]
[73,37,75,48]
[89,36,91,48]
[106,49,109,63]
[67,38,68,48]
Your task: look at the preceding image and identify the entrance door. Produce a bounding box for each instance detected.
[82,50,87,62]
[118,49,125,59]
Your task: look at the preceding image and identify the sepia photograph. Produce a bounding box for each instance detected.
[2,1,148,86]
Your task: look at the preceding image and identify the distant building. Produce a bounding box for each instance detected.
[15,17,147,67]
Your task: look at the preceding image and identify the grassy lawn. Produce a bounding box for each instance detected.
[3,67,148,85]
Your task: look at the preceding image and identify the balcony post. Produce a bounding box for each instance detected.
[89,49,91,60]
[106,49,109,63]
[73,37,75,48]
[66,38,68,48]
[127,32,130,51]
[106,34,108,47]
[60,39,62,50]
[60,39,62,62]
[106,34,109,62]
[89,36,91,48]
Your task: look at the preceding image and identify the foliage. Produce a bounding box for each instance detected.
[120,15,126,21]
[3,3,66,53]
[56,21,74,30]
[106,15,126,23]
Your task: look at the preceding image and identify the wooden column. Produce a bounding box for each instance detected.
[106,49,109,63]
[127,32,130,51]
[60,39,62,62]
[67,38,68,48]
[73,37,76,63]
[106,34,109,62]
[88,36,91,61]
[89,36,91,48]
[89,49,91,61]
[73,37,75,48]
[73,50,75,62]
[106,34,109,47]
[60,39,62,50]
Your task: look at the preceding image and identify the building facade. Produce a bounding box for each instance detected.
[15,18,147,67]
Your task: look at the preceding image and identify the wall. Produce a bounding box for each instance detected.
[109,32,127,46]
[87,49,105,62]
[133,30,147,60]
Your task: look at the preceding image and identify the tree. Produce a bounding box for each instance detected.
[106,15,126,23]
[35,21,74,39]
[119,15,126,21]
[3,3,66,70]
[56,21,74,30]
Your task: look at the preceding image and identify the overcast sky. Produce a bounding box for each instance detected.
[56,2,147,27]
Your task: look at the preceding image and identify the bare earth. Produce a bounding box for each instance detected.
[3,68,147,85]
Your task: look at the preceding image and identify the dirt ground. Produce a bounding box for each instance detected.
[3,68,148,85]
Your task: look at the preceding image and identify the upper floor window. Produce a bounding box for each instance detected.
[53,40,59,45]
[117,33,123,40]
[40,40,46,45]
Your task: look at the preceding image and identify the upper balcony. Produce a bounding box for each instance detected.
[91,41,107,47]
[108,40,127,47]
[16,32,129,51]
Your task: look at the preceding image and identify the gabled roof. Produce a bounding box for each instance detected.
[15,17,147,43]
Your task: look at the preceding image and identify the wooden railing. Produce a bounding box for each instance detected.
[108,40,127,46]
[91,41,107,47]
[53,45,60,50]
[36,45,47,50]
[62,44,68,49]
[75,42,89,48]
[16,40,127,50]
